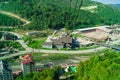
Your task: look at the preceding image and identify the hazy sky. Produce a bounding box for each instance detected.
[96,0,120,4]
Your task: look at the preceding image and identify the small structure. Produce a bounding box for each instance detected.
[42,36,53,49]
[42,42,53,49]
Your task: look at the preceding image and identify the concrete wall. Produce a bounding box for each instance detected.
[56,45,63,49]
[42,45,53,49]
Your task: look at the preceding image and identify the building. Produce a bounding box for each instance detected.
[42,42,53,49]
[52,33,73,49]
[1,33,17,41]
[43,33,73,49]
[81,28,110,42]
[0,61,13,80]
[21,54,35,75]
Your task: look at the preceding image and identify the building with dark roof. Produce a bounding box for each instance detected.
[43,33,73,49]
[52,33,73,49]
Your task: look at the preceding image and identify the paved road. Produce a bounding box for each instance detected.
[0,31,107,60]
[0,42,106,60]
[0,31,120,60]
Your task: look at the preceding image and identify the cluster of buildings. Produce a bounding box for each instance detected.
[43,33,73,49]
[0,54,54,80]
[43,26,113,49]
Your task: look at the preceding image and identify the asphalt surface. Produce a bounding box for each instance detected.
[0,31,107,60]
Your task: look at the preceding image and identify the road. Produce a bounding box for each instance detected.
[0,45,106,60]
[0,31,106,60]
[1,30,120,60]
[0,10,30,26]
[0,30,111,60]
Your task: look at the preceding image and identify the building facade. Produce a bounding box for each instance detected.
[21,54,35,75]
[0,61,13,80]
[43,33,73,49]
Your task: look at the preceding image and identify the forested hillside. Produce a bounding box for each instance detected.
[16,66,60,80]
[76,50,120,80]
[0,13,23,26]
[0,0,120,30]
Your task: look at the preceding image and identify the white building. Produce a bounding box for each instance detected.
[0,61,13,80]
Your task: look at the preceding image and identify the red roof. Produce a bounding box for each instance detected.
[24,54,32,59]
[22,54,34,64]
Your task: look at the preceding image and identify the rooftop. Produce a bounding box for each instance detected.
[22,54,34,64]
[82,28,109,41]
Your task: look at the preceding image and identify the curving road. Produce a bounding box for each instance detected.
[0,10,30,26]
[0,30,120,60]
[0,10,119,60]
[0,47,106,60]
[0,31,107,60]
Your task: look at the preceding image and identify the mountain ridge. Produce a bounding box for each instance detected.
[110,4,120,8]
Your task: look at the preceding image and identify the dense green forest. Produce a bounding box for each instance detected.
[0,13,23,26]
[16,66,60,80]
[0,0,120,30]
[75,50,120,80]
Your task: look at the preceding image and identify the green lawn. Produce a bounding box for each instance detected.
[33,53,72,62]
[28,37,47,49]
